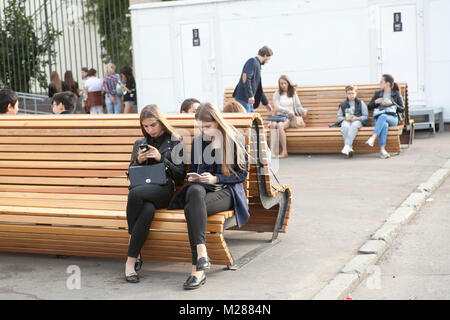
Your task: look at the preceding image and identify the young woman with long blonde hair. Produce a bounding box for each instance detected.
[168,102,249,290]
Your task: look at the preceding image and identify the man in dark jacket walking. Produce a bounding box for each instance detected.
[233,46,273,113]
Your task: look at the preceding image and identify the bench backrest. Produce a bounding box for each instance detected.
[224,83,409,127]
[0,114,259,212]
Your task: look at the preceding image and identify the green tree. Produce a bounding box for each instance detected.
[0,0,61,92]
[85,0,132,69]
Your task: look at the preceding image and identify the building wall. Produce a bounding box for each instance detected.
[424,0,450,116]
[130,0,450,121]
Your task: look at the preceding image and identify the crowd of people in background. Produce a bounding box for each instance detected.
[48,63,137,114]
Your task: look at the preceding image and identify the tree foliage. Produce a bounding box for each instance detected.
[85,0,132,69]
[0,0,61,92]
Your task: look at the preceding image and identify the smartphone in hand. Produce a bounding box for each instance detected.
[187,172,202,181]
[139,144,150,152]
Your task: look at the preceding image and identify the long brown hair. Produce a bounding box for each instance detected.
[382,74,400,91]
[278,75,296,98]
[50,71,62,93]
[64,71,79,96]
[195,102,247,176]
[139,104,180,141]
[223,100,246,113]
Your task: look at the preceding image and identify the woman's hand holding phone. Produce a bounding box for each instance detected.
[187,172,201,182]
[188,172,218,184]
[198,172,218,184]
[137,145,161,163]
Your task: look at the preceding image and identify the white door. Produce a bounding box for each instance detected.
[179,22,217,105]
[378,4,425,104]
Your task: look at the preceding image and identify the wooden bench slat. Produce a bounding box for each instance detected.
[0,169,127,178]
[0,145,134,153]
[0,161,129,170]
[0,152,131,162]
[0,176,128,187]
[0,184,129,195]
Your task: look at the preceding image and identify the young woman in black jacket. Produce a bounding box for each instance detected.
[366,74,404,159]
[125,104,186,283]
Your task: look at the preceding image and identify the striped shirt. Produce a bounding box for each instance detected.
[103,73,121,96]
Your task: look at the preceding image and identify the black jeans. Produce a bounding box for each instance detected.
[126,182,174,258]
[184,184,233,265]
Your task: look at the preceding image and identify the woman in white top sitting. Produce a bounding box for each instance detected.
[268,75,307,159]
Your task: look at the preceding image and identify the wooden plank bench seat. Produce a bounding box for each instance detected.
[224,83,414,154]
[0,114,292,268]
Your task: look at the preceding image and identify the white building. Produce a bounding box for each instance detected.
[130,0,450,121]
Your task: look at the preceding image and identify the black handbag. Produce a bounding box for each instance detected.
[127,163,168,189]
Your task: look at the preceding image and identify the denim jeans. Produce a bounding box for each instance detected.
[105,95,121,114]
[373,114,398,147]
[235,98,254,113]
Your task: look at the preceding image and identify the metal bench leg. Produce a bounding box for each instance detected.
[430,113,436,136]
[439,112,445,133]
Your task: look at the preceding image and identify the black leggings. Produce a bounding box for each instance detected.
[184,184,233,265]
[126,183,173,258]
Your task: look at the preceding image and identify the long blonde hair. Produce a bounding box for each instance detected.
[140,104,180,141]
[195,102,247,176]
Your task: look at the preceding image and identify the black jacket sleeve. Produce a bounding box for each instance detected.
[368,91,380,110]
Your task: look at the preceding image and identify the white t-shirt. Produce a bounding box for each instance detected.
[84,77,103,92]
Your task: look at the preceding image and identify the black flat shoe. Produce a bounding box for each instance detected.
[135,254,143,272]
[125,272,140,283]
[183,273,206,290]
[196,256,211,271]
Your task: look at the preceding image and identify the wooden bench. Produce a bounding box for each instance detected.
[225,84,415,154]
[0,114,291,269]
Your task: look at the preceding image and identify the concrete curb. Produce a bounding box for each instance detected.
[312,159,450,300]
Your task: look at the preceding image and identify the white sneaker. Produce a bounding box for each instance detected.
[348,147,354,158]
[365,136,375,147]
[341,145,350,156]
[380,150,390,159]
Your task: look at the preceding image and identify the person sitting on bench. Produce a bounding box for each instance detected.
[52,91,78,115]
[337,85,369,158]
[168,103,249,290]
[268,75,307,159]
[180,98,200,114]
[125,104,186,283]
[366,74,404,159]
[223,100,246,113]
[0,89,19,115]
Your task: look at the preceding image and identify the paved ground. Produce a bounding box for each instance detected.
[350,172,450,300]
[0,127,449,300]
